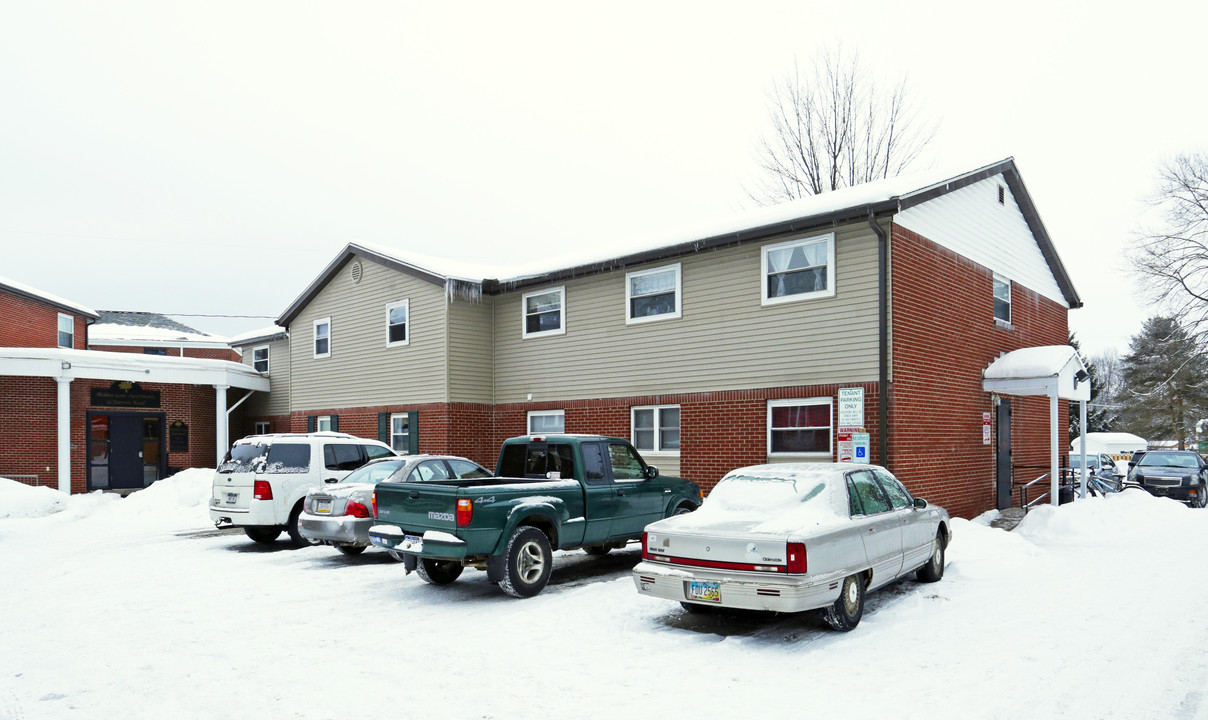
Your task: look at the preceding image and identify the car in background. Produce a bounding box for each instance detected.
[633,463,950,632]
[1069,453,1124,487]
[1128,450,1208,508]
[210,433,398,546]
[299,454,493,556]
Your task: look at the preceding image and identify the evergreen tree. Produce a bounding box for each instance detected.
[1068,332,1112,441]
[1118,317,1208,449]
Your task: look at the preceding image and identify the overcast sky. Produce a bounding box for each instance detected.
[1,1,1204,356]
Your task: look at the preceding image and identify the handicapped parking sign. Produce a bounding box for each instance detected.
[852,433,870,462]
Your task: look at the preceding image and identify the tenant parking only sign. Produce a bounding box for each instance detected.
[838,387,864,428]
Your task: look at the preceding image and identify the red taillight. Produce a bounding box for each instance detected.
[786,543,807,574]
[253,480,273,500]
[456,498,473,527]
[345,500,371,518]
[371,491,377,517]
[642,532,649,560]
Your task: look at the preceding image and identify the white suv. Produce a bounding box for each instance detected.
[210,432,397,546]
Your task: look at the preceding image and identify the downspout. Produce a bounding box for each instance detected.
[868,209,889,467]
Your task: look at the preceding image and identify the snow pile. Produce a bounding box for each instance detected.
[72,468,216,534]
[1013,486,1195,545]
[982,344,1078,379]
[0,477,68,519]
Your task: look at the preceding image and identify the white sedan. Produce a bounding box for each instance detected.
[632,463,950,631]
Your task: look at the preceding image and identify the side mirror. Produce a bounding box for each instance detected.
[644,465,660,480]
[912,497,928,509]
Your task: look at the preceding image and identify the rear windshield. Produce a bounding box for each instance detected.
[217,443,268,473]
[342,459,409,484]
[264,444,310,474]
[1138,452,1199,468]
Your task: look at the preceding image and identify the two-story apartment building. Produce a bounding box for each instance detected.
[0,279,267,494]
[239,158,1079,519]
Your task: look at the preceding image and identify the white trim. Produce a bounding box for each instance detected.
[251,345,269,374]
[317,415,333,432]
[630,404,681,455]
[527,409,565,434]
[88,337,235,350]
[760,234,836,306]
[313,317,331,359]
[625,263,682,325]
[521,286,566,339]
[767,397,833,457]
[385,299,410,348]
[57,313,74,349]
[0,347,268,391]
[390,412,411,454]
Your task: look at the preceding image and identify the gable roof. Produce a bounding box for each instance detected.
[89,311,230,347]
[96,311,205,335]
[277,157,1080,326]
[0,275,99,319]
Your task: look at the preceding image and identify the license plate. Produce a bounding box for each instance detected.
[687,581,721,603]
[225,492,238,505]
[401,534,423,553]
[315,499,332,515]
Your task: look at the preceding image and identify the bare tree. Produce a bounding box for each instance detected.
[749,45,936,204]
[1132,153,1208,337]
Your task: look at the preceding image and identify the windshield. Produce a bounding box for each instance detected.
[341,459,409,484]
[1069,457,1100,468]
[1138,452,1200,469]
[217,443,268,473]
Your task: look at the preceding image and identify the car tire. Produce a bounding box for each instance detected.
[387,550,404,562]
[916,531,946,583]
[823,573,865,632]
[337,545,367,557]
[286,504,317,548]
[499,526,553,599]
[583,545,611,556]
[1198,485,1208,509]
[244,526,281,544]
[415,558,464,585]
[671,503,695,517]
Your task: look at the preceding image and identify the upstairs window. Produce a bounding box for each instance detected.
[314,318,331,358]
[632,405,681,454]
[252,346,269,373]
[522,287,565,339]
[768,398,832,456]
[527,409,565,434]
[626,263,682,324]
[57,313,74,349]
[761,234,836,305]
[993,274,1012,325]
[386,300,409,347]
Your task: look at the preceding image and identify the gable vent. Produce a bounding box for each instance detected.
[351,260,364,285]
[997,185,1005,205]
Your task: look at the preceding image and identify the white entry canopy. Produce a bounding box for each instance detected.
[982,345,1090,401]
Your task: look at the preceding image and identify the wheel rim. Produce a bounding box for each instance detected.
[517,540,546,584]
[931,538,943,570]
[842,578,860,614]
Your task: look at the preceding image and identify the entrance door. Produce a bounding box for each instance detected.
[108,415,144,489]
[996,399,1013,510]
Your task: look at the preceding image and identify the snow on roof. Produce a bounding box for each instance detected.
[89,323,229,345]
[0,274,99,318]
[983,345,1079,380]
[229,325,288,346]
[354,157,1016,285]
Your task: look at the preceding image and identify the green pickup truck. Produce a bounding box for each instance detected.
[368,434,702,598]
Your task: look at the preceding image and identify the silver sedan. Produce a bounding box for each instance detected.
[632,462,951,631]
[299,454,492,557]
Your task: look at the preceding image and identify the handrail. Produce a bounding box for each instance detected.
[1014,473,1050,510]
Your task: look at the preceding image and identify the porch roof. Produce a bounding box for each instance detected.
[982,345,1090,401]
[0,348,268,391]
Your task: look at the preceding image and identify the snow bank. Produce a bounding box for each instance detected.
[0,477,68,519]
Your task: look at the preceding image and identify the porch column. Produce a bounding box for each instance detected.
[56,377,72,494]
[215,385,229,466]
[1050,391,1060,507]
[1079,400,1088,498]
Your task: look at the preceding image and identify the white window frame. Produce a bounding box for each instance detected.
[251,345,269,374]
[254,421,271,435]
[57,313,74,349]
[316,415,333,432]
[527,409,565,435]
[760,234,836,306]
[313,317,331,359]
[767,397,833,457]
[993,273,1012,326]
[390,413,410,454]
[385,299,410,348]
[521,286,566,339]
[631,404,681,455]
[625,263,682,325]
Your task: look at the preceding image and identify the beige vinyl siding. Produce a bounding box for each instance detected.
[447,295,495,403]
[646,455,680,478]
[291,257,448,409]
[238,338,290,417]
[492,221,883,402]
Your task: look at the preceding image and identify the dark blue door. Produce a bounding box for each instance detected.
[108,415,144,489]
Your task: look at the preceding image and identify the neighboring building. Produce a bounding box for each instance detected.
[0,278,266,494]
[239,158,1080,519]
[229,325,290,437]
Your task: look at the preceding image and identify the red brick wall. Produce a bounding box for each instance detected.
[889,225,1070,518]
[0,290,88,349]
[88,344,241,362]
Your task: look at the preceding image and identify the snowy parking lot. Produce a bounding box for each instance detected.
[2,470,1207,720]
